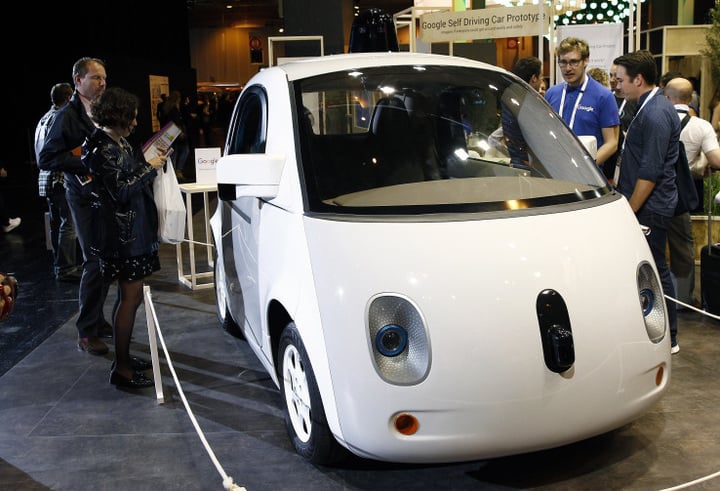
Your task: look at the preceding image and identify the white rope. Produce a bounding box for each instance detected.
[144,287,247,491]
[137,286,716,491]
[658,469,720,491]
[182,238,213,247]
[658,295,720,490]
[666,294,720,321]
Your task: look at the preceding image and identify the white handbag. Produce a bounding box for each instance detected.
[153,158,186,244]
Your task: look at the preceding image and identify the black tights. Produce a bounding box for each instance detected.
[112,278,144,377]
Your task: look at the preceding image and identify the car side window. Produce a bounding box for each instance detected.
[227,87,267,155]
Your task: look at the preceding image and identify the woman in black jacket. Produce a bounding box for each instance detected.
[82,87,168,389]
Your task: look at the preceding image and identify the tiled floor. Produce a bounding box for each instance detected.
[2,188,720,490]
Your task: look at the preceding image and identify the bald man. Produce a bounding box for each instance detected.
[664,77,720,170]
[663,76,720,307]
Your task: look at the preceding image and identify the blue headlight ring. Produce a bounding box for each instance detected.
[639,288,655,316]
[376,324,408,357]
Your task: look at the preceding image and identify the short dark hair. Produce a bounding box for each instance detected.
[72,57,106,80]
[512,57,542,84]
[50,82,73,107]
[90,87,138,129]
[659,70,683,88]
[613,50,657,86]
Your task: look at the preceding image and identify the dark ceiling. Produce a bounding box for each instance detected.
[186,0,415,29]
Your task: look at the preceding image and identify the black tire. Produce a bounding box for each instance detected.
[278,322,346,465]
[213,247,242,338]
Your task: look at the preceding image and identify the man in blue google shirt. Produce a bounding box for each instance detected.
[546,37,620,171]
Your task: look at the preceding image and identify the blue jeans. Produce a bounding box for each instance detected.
[66,190,110,338]
[636,209,678,344]
[47,184,79,277]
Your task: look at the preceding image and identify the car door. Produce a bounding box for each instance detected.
[222,86,267,346]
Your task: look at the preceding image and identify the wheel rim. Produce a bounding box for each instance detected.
[282,344,312,443]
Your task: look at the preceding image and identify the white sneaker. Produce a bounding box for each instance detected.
[2,217,20,233]
[671,344,680,355]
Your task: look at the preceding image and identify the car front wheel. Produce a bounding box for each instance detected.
[278,322,345,465]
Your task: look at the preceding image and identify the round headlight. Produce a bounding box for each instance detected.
[637,262,666,343]
[639,288,654,316]
[375,324,408,357]
[368,294,430,384]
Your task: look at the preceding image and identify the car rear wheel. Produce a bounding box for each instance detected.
[213,247,242,337]
[278,322,345,465]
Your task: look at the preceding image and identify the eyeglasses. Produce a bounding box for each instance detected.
[558,58,583,68]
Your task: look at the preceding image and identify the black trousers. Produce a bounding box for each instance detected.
[66,190,110,338]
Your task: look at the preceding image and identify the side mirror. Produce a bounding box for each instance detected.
[216,154,285,201]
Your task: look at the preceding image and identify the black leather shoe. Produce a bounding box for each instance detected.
[110,370,153,389]
[111,359,153,372]
[130,356,152,371]
[98,322,113,339]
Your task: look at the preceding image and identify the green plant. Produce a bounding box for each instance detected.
[700,6,720,218]
[705,172,720,217]
[702,4,720,83]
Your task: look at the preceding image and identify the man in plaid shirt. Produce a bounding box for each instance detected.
[34,82,81,281]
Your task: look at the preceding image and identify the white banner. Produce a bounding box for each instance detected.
[556,24,624,72]
[419,6,551,44]
[194,147,221,185]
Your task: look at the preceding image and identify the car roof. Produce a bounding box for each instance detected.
[270,52,506,81]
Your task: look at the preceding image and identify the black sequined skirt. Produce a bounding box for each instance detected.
[101,252,160,282]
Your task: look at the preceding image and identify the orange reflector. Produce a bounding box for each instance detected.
[656,365,664,386]
[394,413,419,435]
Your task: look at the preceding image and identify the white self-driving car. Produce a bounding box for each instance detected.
[210,52,671,465]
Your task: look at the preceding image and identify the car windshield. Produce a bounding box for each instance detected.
[295,64,611,214]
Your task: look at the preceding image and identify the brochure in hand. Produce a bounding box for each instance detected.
[142,122,182,161]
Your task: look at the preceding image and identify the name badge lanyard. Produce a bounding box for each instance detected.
[558,75,589,130]
[614,86,660,183]
[618,98,627,116]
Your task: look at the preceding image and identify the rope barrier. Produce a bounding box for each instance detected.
[666,294,720,322]
[137,282,716,491]
[658,294,719,490]
[658,469,720,491]
[143,285,247,491]
[182,238,213,247]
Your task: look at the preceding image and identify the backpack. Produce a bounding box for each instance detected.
[674,114,699,215]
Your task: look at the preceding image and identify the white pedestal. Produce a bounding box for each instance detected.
[176,183,216,290]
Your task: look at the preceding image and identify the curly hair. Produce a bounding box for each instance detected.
[90,87,138,129]
[587,67,609,88]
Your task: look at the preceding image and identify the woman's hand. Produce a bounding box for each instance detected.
[147,155,167,170]
[148,147,173,170]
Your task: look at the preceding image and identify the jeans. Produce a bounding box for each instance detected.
[667,212,695,305]
[636,209,678,344]
[47,184,78,277]
[66,190,110,338]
